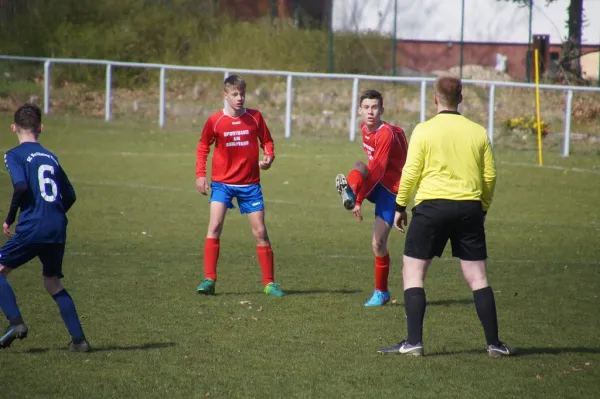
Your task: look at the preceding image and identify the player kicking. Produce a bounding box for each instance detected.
[195,75,284,297]
[0,104,90,352]
[335,90,408,306]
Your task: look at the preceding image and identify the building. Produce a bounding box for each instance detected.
[332,0,600,80]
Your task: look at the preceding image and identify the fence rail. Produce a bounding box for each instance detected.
[2,55,600,156]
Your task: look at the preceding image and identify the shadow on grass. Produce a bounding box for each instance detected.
[11,342,176,354]
[428,298,473,306]
[215,289,361,296]
[389,298,473,307]
[428,346,600,357]
[91,342,176,352]
[284,289,361,296]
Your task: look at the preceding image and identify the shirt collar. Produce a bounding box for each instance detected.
[438,110,461,115]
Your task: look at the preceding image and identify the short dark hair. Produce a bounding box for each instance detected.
[359,89,383,107]
[434,74,462,107]
[224,75,246,92]
[14,103,42,133]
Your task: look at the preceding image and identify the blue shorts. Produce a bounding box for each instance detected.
[366,183,397,226]
[210,182,265,214]
[0,238,65,278]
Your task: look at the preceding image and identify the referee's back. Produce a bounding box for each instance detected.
[407,110,495,209]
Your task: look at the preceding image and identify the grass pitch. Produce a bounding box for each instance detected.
[0,115,598,398]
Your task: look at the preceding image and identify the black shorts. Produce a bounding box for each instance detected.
[0,239,65,278]
[404,199,487,261]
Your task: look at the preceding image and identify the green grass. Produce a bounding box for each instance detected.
[0,114,599,398]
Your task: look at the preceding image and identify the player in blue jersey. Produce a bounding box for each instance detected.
[0,104,90,352]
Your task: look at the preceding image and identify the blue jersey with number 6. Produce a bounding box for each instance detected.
[4,142,74,243]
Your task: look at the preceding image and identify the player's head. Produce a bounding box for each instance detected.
[223,75,246,112]
[434,74,463,109]
[358,89,384,126]
[12,103,43,138]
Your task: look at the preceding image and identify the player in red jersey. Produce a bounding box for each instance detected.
[335,89,408,306]
[195,75,284,297]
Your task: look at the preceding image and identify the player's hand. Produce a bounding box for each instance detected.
[195,177,209,195]
[394,211,408,233]
[259,155,273,170]
[352,205,363,221]
[3,222,13,238]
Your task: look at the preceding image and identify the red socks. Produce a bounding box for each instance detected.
[257,245,275,285]
[204,239,274,285]
[375,254,390,292]
[204,238,220,280]
[347,169,364,196]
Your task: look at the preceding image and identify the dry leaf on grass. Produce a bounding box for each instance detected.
[536,375,544,381]
[239,301,251,305]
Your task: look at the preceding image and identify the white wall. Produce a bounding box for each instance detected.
[333,0,600,45]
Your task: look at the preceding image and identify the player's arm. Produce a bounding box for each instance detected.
[58,168,77,213]
[3,152,27,230]
[196,118,215,194]
[395,127,425,212]
[480,137,497,213]
[256,112,275,169]
[355,129,393,205]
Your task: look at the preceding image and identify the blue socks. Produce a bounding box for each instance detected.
[0,275,22,325]
[52,289,84,341]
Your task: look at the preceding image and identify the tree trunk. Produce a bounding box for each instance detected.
[563,0,583,78]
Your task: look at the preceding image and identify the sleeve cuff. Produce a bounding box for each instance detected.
[395,203,406,213]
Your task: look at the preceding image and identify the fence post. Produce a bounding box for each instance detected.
[105,64,112,122]
[563,89,573,157]
[349,78,359,141]
[159,67,166,128]
[223,71,229,108]
[420,80,427,122]
[285,74,293,138]
[488,84,496,146]
[43,60,51,114]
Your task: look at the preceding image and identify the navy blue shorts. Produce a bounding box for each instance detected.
[0,238,65,278]
[366,183,397,226]
[210,182,265,214]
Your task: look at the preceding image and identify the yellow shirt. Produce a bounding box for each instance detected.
[395,111,497,211]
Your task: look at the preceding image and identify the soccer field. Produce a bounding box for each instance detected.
[0,114,599,398]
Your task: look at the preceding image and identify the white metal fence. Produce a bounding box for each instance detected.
[1,55,600,156]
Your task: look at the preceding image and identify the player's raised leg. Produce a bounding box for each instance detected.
[335,162,367,211]
[0,266,28,349]
[364,216,392,306]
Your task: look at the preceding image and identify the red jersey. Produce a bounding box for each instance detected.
[196,109,275,185]
[356,121,408,204]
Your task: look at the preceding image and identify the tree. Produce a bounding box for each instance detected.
[499,0,584,80]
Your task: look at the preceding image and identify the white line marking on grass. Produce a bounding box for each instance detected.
[71,180,340,208]
[68,251,600,265]
[71,179,598,225]
[499,161,600,175]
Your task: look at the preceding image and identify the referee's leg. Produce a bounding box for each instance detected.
[455,202,515,357]
[403,255,431,346]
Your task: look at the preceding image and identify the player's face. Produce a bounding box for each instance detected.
[223,87,246,111]
[359,99,383,126]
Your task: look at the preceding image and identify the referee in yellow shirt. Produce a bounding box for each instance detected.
[377,74,515,358]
